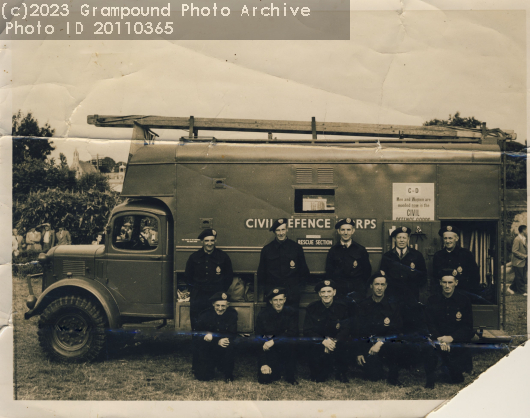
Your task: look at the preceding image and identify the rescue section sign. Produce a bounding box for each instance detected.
[392,183,435,221]
[245,218,377,229]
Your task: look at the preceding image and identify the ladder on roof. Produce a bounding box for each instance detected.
[87,115,516,144]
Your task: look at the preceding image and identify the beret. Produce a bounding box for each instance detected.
[314,280,337,292]
[369,270,387,284]
[438,225,461,237]
[265,287,287,300]
[209,291,228,303]
[437,268,459,280]
[270,218,288,232]
[198,228,217,240]
[335,218,355,229]
[391,226,411,238]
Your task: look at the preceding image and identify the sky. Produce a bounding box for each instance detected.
[2,9,527,166]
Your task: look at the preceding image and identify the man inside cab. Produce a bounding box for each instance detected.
[424,269,474,388]
[255,287,298,385]
[257,218,309,306]
[356,271,409,386]
[433,225,480,299]
[325,218,371,302]
[303,280,350,383]
[194,292,238,382]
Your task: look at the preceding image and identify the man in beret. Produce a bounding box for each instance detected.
[257,218,309,306]
[356,271,411,386]
[325,218,371,301]
[424,269,474,388]
[303,280,351,382]
[433,225,480,298]
[194,292,238,382]
[255,287,299,384]
[185,229,233,331]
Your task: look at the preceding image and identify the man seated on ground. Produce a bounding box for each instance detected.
[356,271,411,386]
[255,287,298,385]
[303,280,350,383]
[194,292,238,383]
[424,269,474,388]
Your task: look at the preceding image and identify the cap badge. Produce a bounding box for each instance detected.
[447,226,452,231]
[380,270,385,276]
[273,288,279,294]
[279,219,284,224]
[457,266,463,274]
[212,229,217,236]
[353,260,358,268]
[452,269,457,277]
[222,293,227,300]
[384,317,390,326]
[346,218,352,223]
[402,227,407,232]
[410,263,415,269]
[290,260,295,268]
[336,323,340,330]
[216,266,221,274]
[456,311,462,321]
[324,280,330,286]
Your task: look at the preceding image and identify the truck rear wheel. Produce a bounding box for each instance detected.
[37,296,107,363]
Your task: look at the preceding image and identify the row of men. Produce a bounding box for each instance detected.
[12,224,72,255]
[184,218,482,329]
[192,271,473,388]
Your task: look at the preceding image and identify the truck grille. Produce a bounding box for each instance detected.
[317,167,334,183]
[296,168,312,183]
[62,260,85,276]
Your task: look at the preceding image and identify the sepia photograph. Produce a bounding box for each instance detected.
[1,1,529,417]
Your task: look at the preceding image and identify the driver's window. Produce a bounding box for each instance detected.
[112,215,158,251]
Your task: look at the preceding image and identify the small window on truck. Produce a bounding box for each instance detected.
[294,189,335,214]
[112,215,159,251]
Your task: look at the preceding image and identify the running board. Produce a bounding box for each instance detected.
[477,329,512,344]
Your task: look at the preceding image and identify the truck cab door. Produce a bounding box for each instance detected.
[106,212,168,315]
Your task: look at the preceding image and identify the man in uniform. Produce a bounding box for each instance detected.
[303,280,350,382]
[356,271,411,386]
[257,218,309,306]
[255,287,298,385]
[194,292,238,382]
[325,218,371,301]
[433,225,480,299]
[508,225,527,295]
[185,229,233,331]
[424,268,474,388]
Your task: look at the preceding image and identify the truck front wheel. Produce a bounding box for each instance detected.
[37,296,107,362]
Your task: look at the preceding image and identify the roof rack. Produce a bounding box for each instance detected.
[87,115,516,144]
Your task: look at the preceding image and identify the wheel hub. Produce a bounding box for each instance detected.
[52,313,90,351]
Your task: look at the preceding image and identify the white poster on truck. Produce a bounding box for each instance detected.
[392,183,435,221]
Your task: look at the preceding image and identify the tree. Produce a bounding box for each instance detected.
[77,172,111,193]
[12,111,55,164]
[424,112,527,189]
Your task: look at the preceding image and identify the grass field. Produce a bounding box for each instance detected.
[12,275,527,401]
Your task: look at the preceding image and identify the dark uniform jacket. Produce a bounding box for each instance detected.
[325,241,371,295]
[425,291,474,343]
[380,247,427,301]
[303,300,350,342]
[257,238,309,292]
[185,248,233,292]
[357,296,403,341]
[196,307,238,344]
[255,305,298,344]
[433,247,480,294]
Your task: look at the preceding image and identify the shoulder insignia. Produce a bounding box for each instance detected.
[216,266,221,274]
[222,293,227,300]
[353,260,358,268]
[273,288,279,294]
[452,269,457,277]
[447,226,452,231]
[290,260,295,268]
[457,266,463,274]
[410,262,415,269]
[324,280,330,286]
[456,311,462,321]
[336,323,340,330]
[384,317,390,326]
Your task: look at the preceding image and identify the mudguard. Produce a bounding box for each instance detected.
[24,278,122,329]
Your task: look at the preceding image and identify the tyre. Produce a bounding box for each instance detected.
[37,295,107,363]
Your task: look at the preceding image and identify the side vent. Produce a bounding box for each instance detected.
[63,260,85,277]
[296,168,313,183]
[318,167,334,183]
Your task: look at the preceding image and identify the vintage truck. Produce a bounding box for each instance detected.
[24,115,515,362]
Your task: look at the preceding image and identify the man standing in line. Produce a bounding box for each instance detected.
[41,223,56,252]
[255,287,299,385]
[325,218,371,302]
[257,218,309,306]
[433,225,480,298]
[424,268,474,388]
[507,225,527,295]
